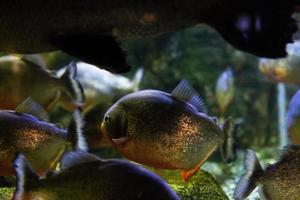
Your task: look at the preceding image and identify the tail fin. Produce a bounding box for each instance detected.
[60,62,85,107]
[234,149,263,200]
[131,68,144,92]
[67,109,88,152]
[13,153,39,200]
[220,117,238,163]
[210,0,298,58]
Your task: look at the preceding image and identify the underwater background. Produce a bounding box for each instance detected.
[0,23,299,200]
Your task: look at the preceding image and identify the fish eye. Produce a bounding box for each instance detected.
[104,115,111,123]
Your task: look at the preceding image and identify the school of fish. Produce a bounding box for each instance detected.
[0,2,300,200]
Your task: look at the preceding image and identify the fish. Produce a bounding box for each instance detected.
[286,90,300,144]
[234,145,300,200]
[0,0,299,73]
[215,67,235,115]
[57,62,144,112]
[0,55,83,111]
[258,41,300,85]
[0,98,87,176]
[101,79,237,182]
[82,103,113,149]
[12,150,180,200]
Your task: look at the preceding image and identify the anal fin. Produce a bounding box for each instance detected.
[52,35,131,73]
[181,165,201,182]
[181,146,217,182]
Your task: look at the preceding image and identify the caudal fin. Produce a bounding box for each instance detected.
[211,0,298,58]
[131,68,144,92]
[60,62,85,107]
[67,109,88,152]
[220,118,238,163]
[13,153,39,200]
[234,149,263,200]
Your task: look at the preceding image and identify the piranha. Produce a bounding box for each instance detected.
[12,150,179,200]
[258,41,300,85]
[101,79,237,182]
[215,67,235,116]
[0,1,299,73]
[57,62,144,112]
[0,98,87,176]
[82,103,115,149]
[0,55,83,111]
[234,146,300,200]
[286,90,300,144]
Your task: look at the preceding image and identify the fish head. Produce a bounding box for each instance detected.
[101,103,129,146]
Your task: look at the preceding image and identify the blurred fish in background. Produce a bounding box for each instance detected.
[259,41,300,85]
[0,55,83,111]
[286,90,300,144]
[57,62,144,112]
[12,151,179,200]
[0,98,86,177]
[215,68,235,116]
[0,0,298,74]
[258,41,300,147]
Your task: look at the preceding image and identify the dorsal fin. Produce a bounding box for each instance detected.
[22,54,47,69]
[60,150,100,170]
[15,97,49,122]
[279,145,300,160]
[13,153,39,200]
[171,79,208,114]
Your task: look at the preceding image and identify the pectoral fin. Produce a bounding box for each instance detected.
[52,35,130,73]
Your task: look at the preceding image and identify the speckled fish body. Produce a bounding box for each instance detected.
[106,90,222,167]
[0,0,298,73]
[0,56,83,111]
[0,111,67,176]
[235,146,300,200]
[102,80,236,181]
[57,62,143,112]
[13,151,179,200]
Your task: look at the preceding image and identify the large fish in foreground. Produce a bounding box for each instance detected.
[235,146,300,200]
[0,55,83,111]
[13,151,179,200]
[101,80,237,182]
[0,0,299,73]
[0,98,86,176]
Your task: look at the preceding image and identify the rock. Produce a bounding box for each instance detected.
[157,169,229,200]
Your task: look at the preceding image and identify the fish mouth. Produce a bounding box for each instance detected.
[112,136,129,144]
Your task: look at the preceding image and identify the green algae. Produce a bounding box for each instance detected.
[0,169,228,200]
[0,187,14,200]
[158,169,229,200]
